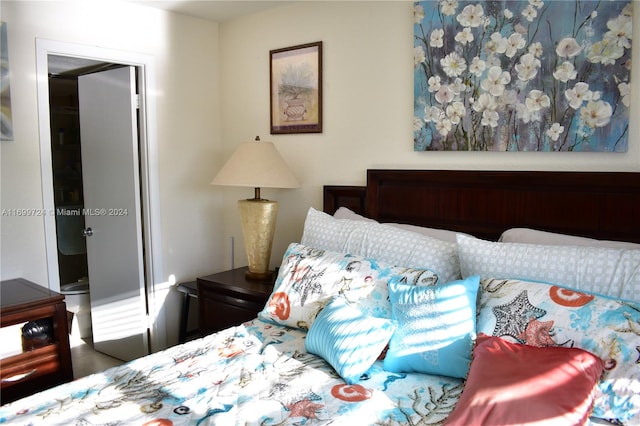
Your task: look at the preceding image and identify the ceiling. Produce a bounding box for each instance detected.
[127,1,290,22]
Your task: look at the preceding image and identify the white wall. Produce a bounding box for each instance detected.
[0,0,224,345]
[219,1,640,270]
[1,0,639,347]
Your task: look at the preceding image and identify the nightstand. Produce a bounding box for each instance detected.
[197,267,274,335]
[1,278,73,404]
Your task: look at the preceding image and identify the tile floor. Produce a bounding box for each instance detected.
[69,332,124,379]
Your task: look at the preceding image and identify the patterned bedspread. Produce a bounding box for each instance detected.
[0,319,463,425]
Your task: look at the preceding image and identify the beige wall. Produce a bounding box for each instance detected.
[0,0,224,345]
[219,1,640,271]
[1,0,638,347]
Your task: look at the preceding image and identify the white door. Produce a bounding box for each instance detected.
[78,66,149,361]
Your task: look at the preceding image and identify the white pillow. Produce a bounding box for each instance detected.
[457,234,640,301]
[302,208,461,283]
[334,207,459,243]
[500,227,640,250]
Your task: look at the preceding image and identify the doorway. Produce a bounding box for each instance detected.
[36,39,167,357]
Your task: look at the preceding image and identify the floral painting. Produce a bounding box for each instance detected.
[1,21,13,141]
[413,1,632,152]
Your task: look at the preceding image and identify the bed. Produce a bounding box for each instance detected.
[1,170,639,426]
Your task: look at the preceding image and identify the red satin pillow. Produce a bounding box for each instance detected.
[445,334,604,426]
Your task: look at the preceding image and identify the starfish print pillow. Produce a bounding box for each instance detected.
[259,243,439,330]
[476,277,640,424]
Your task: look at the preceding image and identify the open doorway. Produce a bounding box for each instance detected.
[49,58,128,338]
[48,57,123,293]
[36,39,167,359]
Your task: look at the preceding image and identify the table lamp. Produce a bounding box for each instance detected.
[211,137,300,280]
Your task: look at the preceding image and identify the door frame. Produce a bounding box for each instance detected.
[35,39,167,351]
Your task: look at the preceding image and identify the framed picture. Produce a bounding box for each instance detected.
[270,41,322,134]
[413,1,632,152]
[1,21,14,141]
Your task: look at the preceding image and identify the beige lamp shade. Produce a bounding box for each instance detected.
[211,138,300,280]
[211,140,300,192]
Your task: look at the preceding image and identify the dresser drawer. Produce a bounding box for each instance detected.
[1,344,62,389]
[200,292,263,332]
[197,268,273,335]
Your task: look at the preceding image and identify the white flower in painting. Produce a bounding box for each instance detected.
[522,4,537,22]
[587,38,624,65]
[440,0,459,17]
[555,38,582,58]
[553,61,577,83]
[472,93,497,113]
[414,4,425,24]
[515,53,541,82]
[504,9,513,19]
[481,110,499,128]
[525,90,550,112]
[456,4,484,28]
[430,29,445,48]
[485,55,502,68]
[446,102,466,124]
[414,46,426,66]
[605,14,632,49]
[529,0,544,9]
[455,27,474,45]
[580,100,612,128]
[505,33,526,58]
[435,85,455,104]
[428,76,441,93]
[618,82,631,108]
[450,78,467,99]
[469,57,486,77]
[435,117,453,136]
[516,102,536,123]
[621,3,632,18]
[440,52,467,77]
[414,116,424,132]
[564,82,593,109]
[424,106,444,123]
[528,42,543,58]
[546,123,564,141]
[481,66,511,97]
[486,32,508,55]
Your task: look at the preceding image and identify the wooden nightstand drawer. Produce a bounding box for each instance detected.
[200,296,262,332]
[1,279,73,404]
[204,291,265,311]
[197,267,273,335]
[1,344,62,389]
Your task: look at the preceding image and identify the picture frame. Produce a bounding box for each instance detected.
[1,21,14,141]
[270,41,322,134]
[413,1,632,152]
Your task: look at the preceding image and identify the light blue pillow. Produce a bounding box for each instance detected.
[305,297,396,384]
[383,275,480,378]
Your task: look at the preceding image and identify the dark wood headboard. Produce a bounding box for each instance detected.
[324,170,640,243]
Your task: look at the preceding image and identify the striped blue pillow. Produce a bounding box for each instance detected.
[306,297,396,384]
[383,275,480,378]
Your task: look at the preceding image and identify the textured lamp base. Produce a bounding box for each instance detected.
[245,269,274,281]
[238,198,278,281]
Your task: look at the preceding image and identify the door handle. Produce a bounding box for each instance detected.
[82,227,93,237]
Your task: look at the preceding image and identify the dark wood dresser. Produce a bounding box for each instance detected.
[197,267,273,335]
[1,278,73,404]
